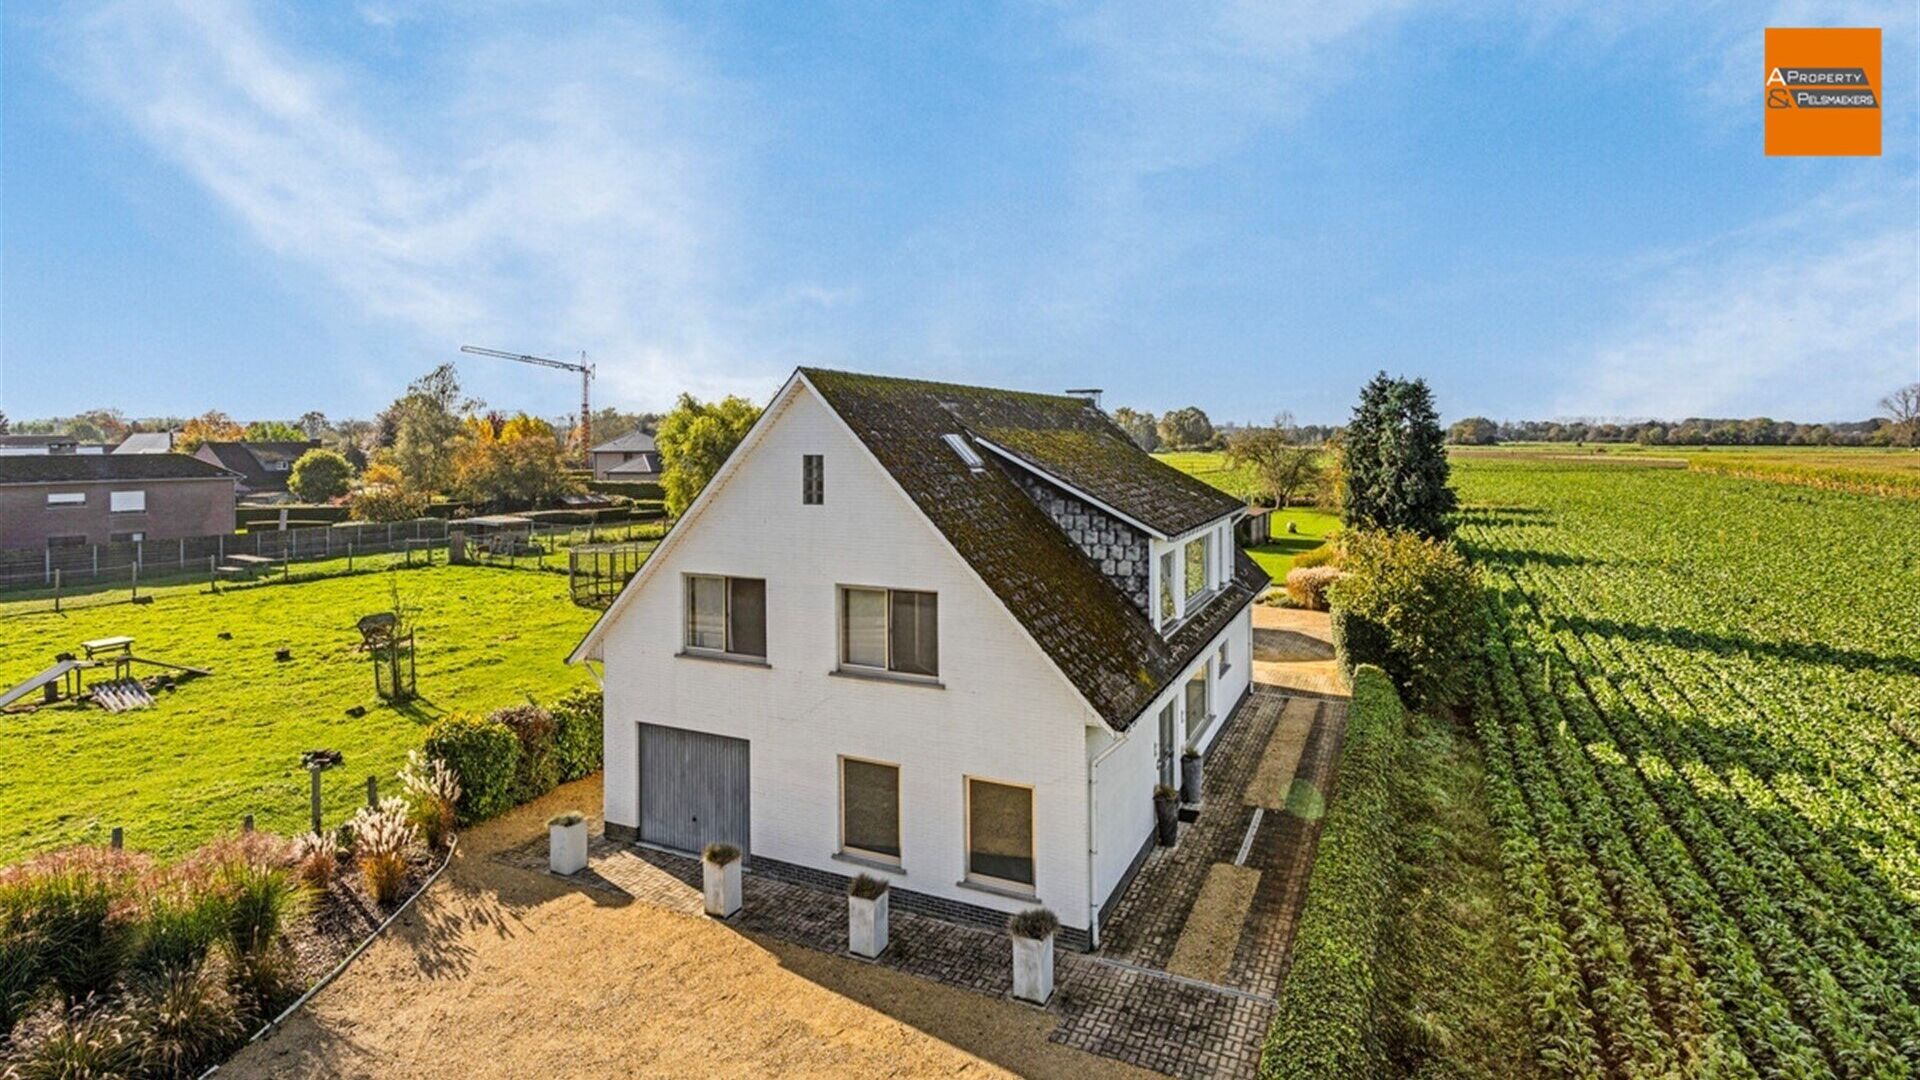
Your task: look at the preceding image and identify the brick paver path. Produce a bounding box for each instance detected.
[494,684,1347,1079]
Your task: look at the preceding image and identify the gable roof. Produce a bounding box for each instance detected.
[590,430,657,454]
[113,432,177,454]
[193,441,317,490]
[798,368,1265,730]
[0,453,238,485]
[605,455,660,477]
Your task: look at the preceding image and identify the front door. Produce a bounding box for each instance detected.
[638,724,751,858]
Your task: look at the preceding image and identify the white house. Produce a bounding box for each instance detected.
[569,369,1264,948]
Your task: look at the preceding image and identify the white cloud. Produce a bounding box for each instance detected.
[61,0,788,411]
[1560,182,1919,419]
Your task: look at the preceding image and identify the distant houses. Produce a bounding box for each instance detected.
[0,454,238,549]
[0,434,108,456]
[191,440,320,501]
[587,430,660,482]
[113,431,180,454]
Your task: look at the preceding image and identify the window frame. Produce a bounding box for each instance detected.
[802,453,824,505]
[109,490,147,514]
[683,573,768,660]
[1184,662,1213,750]
[110,531,146,544]
[963,775,1037,893]
[1183,533,1211,602]
[46,534,88,549]
[45,491,86,507]
[838,755,903,867]
[837,585,939,679]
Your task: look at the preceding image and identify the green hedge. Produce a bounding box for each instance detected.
[1329,607,1391,683]
[235,504,351,528]
[587,480,664,500]
[1259,665,1406,1079]
[424,713,521,823]
[550,688,604,783]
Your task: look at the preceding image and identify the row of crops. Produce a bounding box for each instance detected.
[1453,457,1920,1078]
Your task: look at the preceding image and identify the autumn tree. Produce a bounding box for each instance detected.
[177,411,246,453]
[1882,382,1920,448]
[1447,417,1499,445]
[245,419,307,442]
[656,393,762,517]
[450,413,579,509]
[1224,414,1323,507]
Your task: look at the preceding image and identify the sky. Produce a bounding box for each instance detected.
[2,1,1916,428]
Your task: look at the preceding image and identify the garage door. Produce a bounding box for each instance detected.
[638,724,750,858]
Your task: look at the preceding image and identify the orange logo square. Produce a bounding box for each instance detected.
[1766,27,1881,156]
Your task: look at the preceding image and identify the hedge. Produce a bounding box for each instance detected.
[550,688,604,783]
[423,713,521,823]
[235,504,351,528]
[1258,665,1406,1079]
[586,480,664,500]
[1329,606,1391,682]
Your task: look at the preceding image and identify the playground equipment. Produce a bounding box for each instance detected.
[0,636,211,712]
[356,612,417,702]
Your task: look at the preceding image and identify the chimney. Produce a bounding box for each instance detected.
[1063,388,1104,411]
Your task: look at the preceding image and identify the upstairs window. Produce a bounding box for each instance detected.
[803,454,824,505]
[686,575,767,659]
[46,492,86,507]
[110,491,146,513]
[1184,534,1211,602]
[841,587,938,677]
[1158,551,1176,624]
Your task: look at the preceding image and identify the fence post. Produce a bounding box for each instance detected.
[348,543,354,571]
[209,555,218,594]
[310,769,324,834]
[53,568,61,613]
[180,538,186,568]
[131,560,139,602]
[44,547,51,585]
[243,814,254,833]
[366,775,379,808]
[92,545,99,576]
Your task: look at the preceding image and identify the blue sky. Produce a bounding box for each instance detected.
[3,1,1915,426]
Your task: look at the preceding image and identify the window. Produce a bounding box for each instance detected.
[1218,640,1230,674]
[966,777,1034,889]
[110,490,146,513]
[1157,702,1176,786]
[46,492,85,507]
[267,460,291,472]
[840,757,901,863]
[840,587,938,677]
[685,575,767,658]
[1158,551,1176,623]
[802,454,824,505]
[110,531,145,544]
[46,535,87,549]
[1184,534,1210,601]
[941,433,985,470]
[1184,665,1212,748]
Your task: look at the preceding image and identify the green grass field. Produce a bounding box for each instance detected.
[1453,442,1920,497]
[1155,450,1264,501]
[1155,450,1338,579]
[0,564,596,863]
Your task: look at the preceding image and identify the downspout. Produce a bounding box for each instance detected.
[1086,721,1130,950]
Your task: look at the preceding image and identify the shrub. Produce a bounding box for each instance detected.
[424,712,521,823]
[1326,530,1482,709]
[702,843,740,866]
[1284,566,1344,610]
[1007,907,1060,940]
[15,1003,144,1079]
[128,874,228,980]
[491,704,561,805]
[349,799,418,906]
[1259,666,1406,1080]
[548,811,586,828]
[1,898,48,1038]
[548,687,605,783]
[1292,542,1340,571]
[398,752,461,849]
[215,860,304,962]
[8,848,146,1007]
[130,960,244,1078]
[847,874,889,900]
[291,832,341,890]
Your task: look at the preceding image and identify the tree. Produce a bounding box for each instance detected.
[1340,372,1456,539]
[297,411,331,439]
[288,448,355,502]
[1447,417,1498,445]
[1156,406,1214,450]
[245,419,307,442]
[387,364,476,494]
[0,410,9,434]
[1224,416,1323,507]
[1111,407,1160,452]
[656,393,763,517]
[1882,383,1920,448]
[176,411,246,453]
[450,413,579,508]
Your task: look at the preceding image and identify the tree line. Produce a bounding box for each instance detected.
[1447,382,1920,448]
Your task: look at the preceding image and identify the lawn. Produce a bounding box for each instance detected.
[1244,509,1340,581]
[0,563,597,864]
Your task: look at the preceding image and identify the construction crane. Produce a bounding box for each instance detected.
[460,344,596,458]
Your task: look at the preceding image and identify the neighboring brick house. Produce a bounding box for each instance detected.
[191,441,319,499]
[570,369,1263,949]
[0,454,238,550]
[587,430,660,482]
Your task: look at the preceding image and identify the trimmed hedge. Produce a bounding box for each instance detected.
[587,480,664,500]
[1329,606,1392,681]
[491,705,561,805]
[235,504,351,528]
[1259,665,1407,1079]
[549,688,604,783]
[423,713,520,823]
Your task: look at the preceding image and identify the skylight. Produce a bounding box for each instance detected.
[942,433,985,471]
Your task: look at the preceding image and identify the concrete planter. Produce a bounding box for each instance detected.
[703,855,742,918]
[1011,933,1055,1005]
[848,891,890,959]
[1153,794,1180,845]
[548,817,588,875]
[1180,753,1204,804]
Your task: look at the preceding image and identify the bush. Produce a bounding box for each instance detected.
[1259,666,1406,1080]
[16,1004,144,1078]
[9,848,145,1007]
[1007,907,1060,940]
[549,688,604,783]
[424,713,521,823]
[1292,542,1340,571]
[291,832,340,890]
[215,860,304,962]
[350,800,417,906]
[847,874,889,900]
[491,704,561,804]
[702,843,740,866]
[128,876,227,980]
[1330,606,1393,677]
[1326,530,1482,709]
[130,960,244,1078]
[1284,566,1344,610]
[398,752,462,850]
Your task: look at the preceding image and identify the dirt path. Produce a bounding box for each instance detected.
[223,782,1153,1080]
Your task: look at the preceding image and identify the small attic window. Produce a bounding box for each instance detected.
[942,433,985,471]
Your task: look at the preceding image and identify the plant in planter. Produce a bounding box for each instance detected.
[1153,783,1180,846]
[1180,748,1204,804]
[1007,907,1059,1005]
[846,874,890,959]
[548,811,589,875]
[701,843,742,918]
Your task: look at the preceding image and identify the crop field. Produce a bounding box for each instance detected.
[0,564,596,863]
[1454,444,1920,499]
[1454,456,1920,1077]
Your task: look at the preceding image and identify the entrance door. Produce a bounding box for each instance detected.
[638,724,750,858]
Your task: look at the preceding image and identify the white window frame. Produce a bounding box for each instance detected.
[838,755,903,867]
[837,585,939,679]
[962,775,1037,894]
[1218,639,1230,674]
[46,491,86,507]
[683,574,767,660]
[802,454,824,505]
[110,490,146,514]
[1184,660,1214,750]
